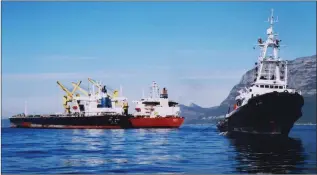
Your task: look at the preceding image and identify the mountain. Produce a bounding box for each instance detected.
[181,55,316,124]
[189,103,203,109]
[179,104,207,124]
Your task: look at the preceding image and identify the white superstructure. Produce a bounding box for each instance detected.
[132,81,181,118]
[67,79,128,116]
[11,78,128,118]
[234,9,301,109]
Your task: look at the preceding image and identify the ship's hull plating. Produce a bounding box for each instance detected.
[129,116,185,128]
[10,115,185,129]
[9,115,133,129]
[217,92,304,136]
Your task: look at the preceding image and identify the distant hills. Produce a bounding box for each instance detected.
[181,54,316,124]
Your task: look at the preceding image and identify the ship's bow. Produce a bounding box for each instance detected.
[222,92,304,136]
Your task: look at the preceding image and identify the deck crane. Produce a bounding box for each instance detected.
[88,78,118,97]
[87,78,103,95]
[57,81,82,113]
[88,78,101,88]
[87,78,123,107]
[71,82,90,96]
[73,81,119,99]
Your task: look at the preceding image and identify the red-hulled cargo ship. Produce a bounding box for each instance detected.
[130,81,185,128]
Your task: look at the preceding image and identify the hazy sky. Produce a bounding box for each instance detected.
[2,2,316,117]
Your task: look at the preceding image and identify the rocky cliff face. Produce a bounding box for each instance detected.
[220,55,316,107]
[181,54,316,124]
[219,68,256,107]
[287,55,316,97]
[179,103,210,124]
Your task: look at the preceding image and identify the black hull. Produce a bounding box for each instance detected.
[9,115,134,129]
[217,92,304,136]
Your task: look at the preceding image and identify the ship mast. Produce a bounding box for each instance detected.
[120,85,123,96]
[24,101,28,116]
[254,9,287,87]
[150,81,160,99]
[259,9,279,61]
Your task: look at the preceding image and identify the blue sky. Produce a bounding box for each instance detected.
[2,2,316,117]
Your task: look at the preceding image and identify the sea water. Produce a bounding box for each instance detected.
[1,119,316,174]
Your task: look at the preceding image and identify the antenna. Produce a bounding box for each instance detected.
[24,100,28,116]
[269,8,278,25]
[88,79,90,95]
[100,80,102,94]
[270,8,274,23]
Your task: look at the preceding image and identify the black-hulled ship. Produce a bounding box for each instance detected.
[217,9,304,136]
[9,78,133,129]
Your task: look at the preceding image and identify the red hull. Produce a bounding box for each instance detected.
[129,116,185,128]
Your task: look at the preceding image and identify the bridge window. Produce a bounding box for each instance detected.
[279,86,283,89]
[270,85,273,88]
[260,85,264,88]
[274,86,278,89]
[265,85,269,88]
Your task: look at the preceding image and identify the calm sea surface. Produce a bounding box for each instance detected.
[1,119,316,174]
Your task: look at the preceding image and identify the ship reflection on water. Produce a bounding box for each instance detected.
[127,128,181,166]
[62,128,182,172]
[226,134,309,174]
[63,129,109,169]
[70,129,105,151]
[62,129,131,170]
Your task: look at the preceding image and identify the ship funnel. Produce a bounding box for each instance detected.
[162,88,168,94]
[160,87,168,99]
